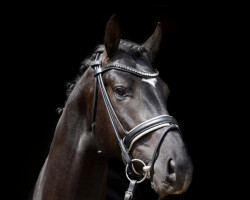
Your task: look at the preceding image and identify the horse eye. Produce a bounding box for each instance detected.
[114,87,126,97]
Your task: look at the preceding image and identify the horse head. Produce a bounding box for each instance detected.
[92,15,193,197]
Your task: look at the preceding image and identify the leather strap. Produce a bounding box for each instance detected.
[124,180,137,200]
[91,54,102,151]
[150,124,181,179]
[124,115,178,150]
[96,66,132,165]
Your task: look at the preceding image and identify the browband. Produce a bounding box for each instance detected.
[94,63,159,78]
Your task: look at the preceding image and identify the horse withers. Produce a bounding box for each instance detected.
[32,14,193,200]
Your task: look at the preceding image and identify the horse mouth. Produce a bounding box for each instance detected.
[151,175,185,197]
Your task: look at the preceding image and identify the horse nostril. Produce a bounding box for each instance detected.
[166,159,177,182]
[167,159,175,175]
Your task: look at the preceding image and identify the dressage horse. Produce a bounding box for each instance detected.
[32,15,193,200]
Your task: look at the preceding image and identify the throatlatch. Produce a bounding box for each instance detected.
[90,50,181,200]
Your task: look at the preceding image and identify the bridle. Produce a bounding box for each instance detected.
[90,49,181,200]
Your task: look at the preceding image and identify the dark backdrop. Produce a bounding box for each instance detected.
[3,2,237,200]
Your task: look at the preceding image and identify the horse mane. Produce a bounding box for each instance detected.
[56,44,104,115]
[66,44,105,97]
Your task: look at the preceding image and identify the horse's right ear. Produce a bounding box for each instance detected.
[103,14,121,62]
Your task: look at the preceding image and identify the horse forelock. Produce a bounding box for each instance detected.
[119,39,146,57]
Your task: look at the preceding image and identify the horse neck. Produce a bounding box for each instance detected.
[33,69,108,200]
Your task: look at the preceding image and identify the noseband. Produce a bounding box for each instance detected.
[90,49,181,200]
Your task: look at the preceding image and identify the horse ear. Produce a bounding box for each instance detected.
[143,22,162,62]
[103,14,121,60]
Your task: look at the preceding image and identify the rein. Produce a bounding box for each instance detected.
[90,50,180,200]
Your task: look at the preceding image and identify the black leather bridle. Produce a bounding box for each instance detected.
[90,49,181,200]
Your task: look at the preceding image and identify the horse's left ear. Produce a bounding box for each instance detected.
[143,22,162,62]
[103,14,121,63]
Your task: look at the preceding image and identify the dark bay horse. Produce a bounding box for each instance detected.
[32,15,193,200]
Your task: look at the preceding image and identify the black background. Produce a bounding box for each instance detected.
[3,1,241,200]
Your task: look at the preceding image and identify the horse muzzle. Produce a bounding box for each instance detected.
[150,129,193,197]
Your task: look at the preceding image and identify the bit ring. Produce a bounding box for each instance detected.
[125,159,148,183]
